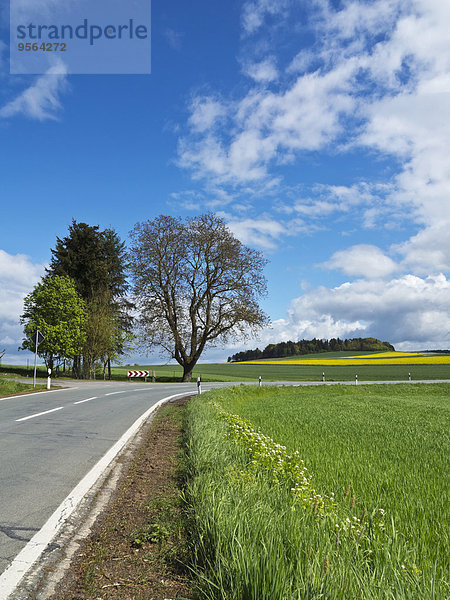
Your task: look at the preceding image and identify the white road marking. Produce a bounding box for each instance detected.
[104,391,126,396]
[0,388,77,403]
[0,390,195,600]
[73,397,98,405]
[15,407,64,422]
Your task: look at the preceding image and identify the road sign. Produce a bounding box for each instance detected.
[127,370,150,378]
[33,331,45,347]
[32,330,44,389]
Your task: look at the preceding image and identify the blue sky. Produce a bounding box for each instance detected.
[1,0,449,365]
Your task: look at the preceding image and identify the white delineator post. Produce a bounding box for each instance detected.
[258,376,262,387]
[322,371,325,382]
[355,374,358,385]
[47,368,51,390]
[197,377,202,395]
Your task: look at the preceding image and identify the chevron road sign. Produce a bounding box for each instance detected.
[127,370,150,378]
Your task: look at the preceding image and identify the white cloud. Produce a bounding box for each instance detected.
[178,62,356,185]
[250,273,450,350]
[0,250,46,360]
[177,0,450,282]
[188,96,228,133]
[395,223,450,275]
[243,58,278,82]
[322,245,399,279]
[225,216,288,250]
[241,0,290,35]
[0,62,68,121]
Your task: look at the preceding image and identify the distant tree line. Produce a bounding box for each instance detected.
[227,337,395,362]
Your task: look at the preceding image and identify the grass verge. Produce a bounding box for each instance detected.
[0,379,45,397]
[183,384,449,599]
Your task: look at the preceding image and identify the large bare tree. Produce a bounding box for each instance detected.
[129,213,269,381]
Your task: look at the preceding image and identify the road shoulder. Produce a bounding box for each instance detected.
[32,397,194,600]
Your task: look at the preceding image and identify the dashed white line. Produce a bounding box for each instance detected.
[15,407,64,422]
[104,391,126,396]
[73,397,98,405]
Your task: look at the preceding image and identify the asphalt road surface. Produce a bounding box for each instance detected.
[0,381,208,579]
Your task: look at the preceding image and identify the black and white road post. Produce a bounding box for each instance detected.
[258,376,262,387]
[47,368,51,390]
[322,371,325,382]
[197,376,202,395]
[355,374,358,385]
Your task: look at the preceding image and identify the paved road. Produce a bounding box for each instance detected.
[0,381,208,578]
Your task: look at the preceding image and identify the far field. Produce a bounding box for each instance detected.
[114,351,450,382]
[2,351,449,382]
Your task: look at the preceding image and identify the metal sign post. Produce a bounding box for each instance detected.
[32,330,45,388]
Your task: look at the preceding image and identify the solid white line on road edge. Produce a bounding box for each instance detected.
[73,397,98,405]
[104,391,127,396]
[15,407,64,422]
[0,388,77,403]
[0,390,195,600]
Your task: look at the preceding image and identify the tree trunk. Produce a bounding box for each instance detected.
[108,358,111,380]
[182,365,193,382]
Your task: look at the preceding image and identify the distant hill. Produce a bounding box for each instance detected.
[228,337,395,363]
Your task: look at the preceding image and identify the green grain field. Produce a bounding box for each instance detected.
[184,383,449,599]
[113,354,450,382]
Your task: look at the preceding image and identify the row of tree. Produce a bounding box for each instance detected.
[227,337,395,362]
[21,221,132,379]
[21,214,269,381]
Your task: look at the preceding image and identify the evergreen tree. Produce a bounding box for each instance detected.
[46,220,132,377]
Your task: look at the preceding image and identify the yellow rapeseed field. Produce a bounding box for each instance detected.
[240,354,450,366]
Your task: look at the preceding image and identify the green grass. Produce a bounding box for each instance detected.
[0,378,44,396]
[183,384,449,599]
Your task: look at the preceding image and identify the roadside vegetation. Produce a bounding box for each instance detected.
[183,383,449,599]
[0,379,44,396]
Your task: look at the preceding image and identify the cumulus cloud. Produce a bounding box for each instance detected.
[0,250,46,362]
[176,0,450,283]
[322,245,399,279]
[225,216,288,250]
[0,61,68,121]
[249,273,450,350]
